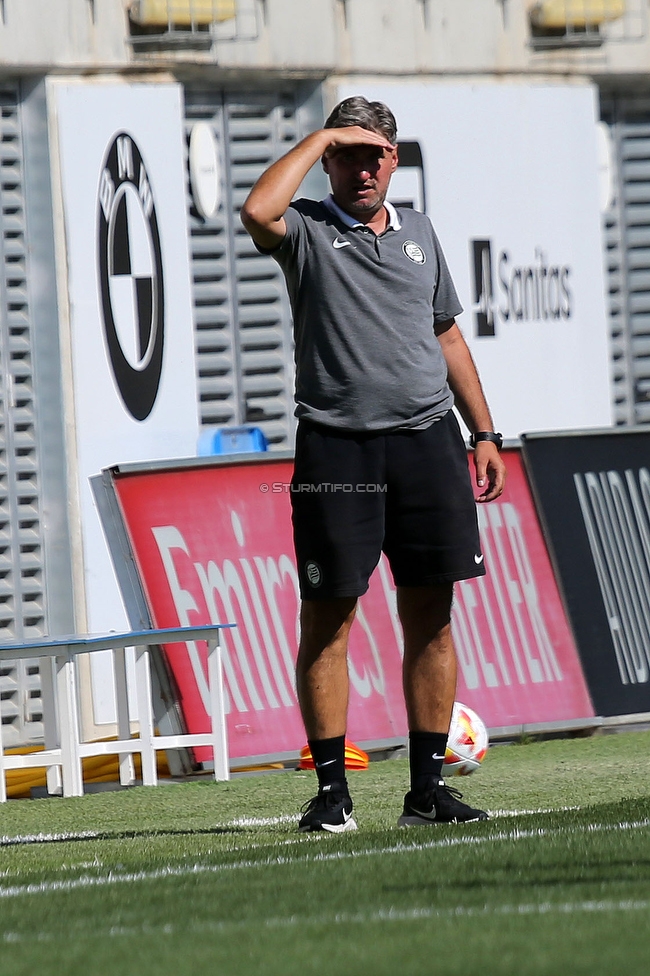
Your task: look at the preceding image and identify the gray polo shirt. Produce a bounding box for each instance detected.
[271,195,462,431]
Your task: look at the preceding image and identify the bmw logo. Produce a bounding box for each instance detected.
[97,132,164,421]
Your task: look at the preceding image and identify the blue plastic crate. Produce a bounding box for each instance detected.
[197,425,268,456]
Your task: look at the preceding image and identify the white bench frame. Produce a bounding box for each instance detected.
[0,624,234,802]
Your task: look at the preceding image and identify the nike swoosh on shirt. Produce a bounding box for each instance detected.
[332,237,352,249]
[474,554,485,564]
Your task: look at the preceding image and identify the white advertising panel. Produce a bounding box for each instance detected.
[337,82,613,437]
[49,81,199,724]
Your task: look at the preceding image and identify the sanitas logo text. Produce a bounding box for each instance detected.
[471,239,572,337]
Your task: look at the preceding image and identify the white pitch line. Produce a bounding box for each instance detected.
[2,897,649,945]
[267,897,650,928]
[0,831,102,847]
[488,806,580,817]
[215,808,581,829]
[0,808,582,848]
[0,817,299,848]
[227,814,298,827]
[0,818,648,901]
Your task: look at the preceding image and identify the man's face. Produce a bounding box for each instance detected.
[323,140,398,219]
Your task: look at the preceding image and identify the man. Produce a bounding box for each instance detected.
[241,96,506,832]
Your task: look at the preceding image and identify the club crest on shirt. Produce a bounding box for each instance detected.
[305,561,323,587]
[402,240,427,265]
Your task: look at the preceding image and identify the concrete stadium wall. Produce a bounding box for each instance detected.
[0,1,649,81]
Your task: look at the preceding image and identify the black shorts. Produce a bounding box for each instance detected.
[291,410,486,600]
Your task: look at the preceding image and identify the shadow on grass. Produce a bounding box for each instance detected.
[0,825,249,848]
[382,855,650,895]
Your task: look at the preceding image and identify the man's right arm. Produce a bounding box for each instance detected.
[240,126,394,250]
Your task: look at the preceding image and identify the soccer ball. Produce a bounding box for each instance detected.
[444,701,489,776]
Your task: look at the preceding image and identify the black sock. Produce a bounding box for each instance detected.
[409,731,448,793]
[308,735,347,793]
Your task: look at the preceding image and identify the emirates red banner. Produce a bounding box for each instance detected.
[110,449,594,762]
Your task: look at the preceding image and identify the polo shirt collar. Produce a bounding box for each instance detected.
[321,194,401,231]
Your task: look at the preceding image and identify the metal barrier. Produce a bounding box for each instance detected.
[0,624,234,802]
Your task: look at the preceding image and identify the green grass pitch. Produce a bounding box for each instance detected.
[0,730,649,976]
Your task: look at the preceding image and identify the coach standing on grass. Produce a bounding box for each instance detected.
[241,96,506,832]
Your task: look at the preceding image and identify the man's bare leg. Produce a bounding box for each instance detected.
[296,597,358,832]
[296,596,357,738]
[398,583,456,735]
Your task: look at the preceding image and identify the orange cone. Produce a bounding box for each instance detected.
[298,740,369,771]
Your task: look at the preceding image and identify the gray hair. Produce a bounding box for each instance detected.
[324,96,397,143]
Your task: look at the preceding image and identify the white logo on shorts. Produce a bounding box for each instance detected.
[305,561,323,587]
[402,240,426,264]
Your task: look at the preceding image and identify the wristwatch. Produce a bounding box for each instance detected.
[469,431,503,451]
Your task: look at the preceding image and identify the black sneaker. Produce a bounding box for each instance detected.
[398,779,489,826]
[298,786,357,833]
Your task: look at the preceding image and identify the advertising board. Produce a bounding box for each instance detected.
[522,428,650,716]
[49,81,199,725]
[99,449,595,763]
[337,81,613,437]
